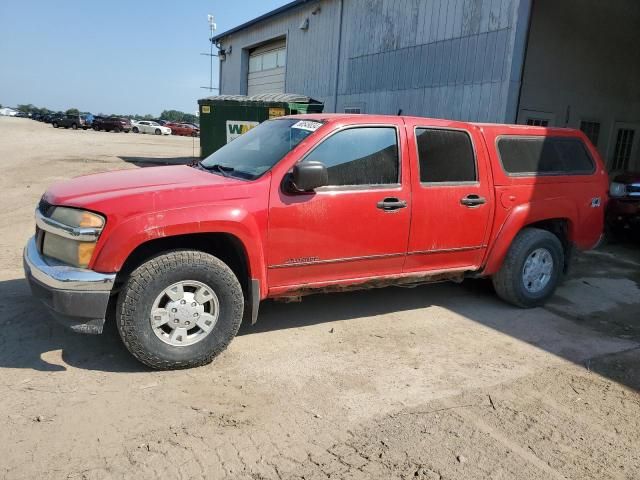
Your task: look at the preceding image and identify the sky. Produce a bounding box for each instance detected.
[0,0,289,116]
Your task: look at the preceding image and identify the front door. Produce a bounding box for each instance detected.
[403,120,493,272]
[267,121,412,289]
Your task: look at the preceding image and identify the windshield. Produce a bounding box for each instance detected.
[200,118,323,180]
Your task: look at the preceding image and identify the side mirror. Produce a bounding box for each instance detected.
[291,161,328,192]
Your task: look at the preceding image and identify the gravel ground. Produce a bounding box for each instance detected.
[0,116,639,480]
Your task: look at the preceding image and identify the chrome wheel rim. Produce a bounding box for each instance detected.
[522,248,554,293]
[150,280,219,347]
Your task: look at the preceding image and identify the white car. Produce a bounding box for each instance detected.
[131,120,171,135]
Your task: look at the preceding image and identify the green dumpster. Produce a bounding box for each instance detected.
[197,94,324,158]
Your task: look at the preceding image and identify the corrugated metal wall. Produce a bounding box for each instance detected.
[217,0,531,123]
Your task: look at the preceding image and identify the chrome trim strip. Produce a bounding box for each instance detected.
[408,245,486,256]
[35,209,102,242]
[24,237,115,292]
[268,252,405,269]
[268,247,485,269]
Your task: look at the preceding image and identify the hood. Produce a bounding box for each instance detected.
[613,171,640,184]
[43,165,252,216]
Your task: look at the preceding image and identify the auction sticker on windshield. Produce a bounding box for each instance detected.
[292,120,323,132]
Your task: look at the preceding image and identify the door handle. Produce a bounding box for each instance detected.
[377,197,407,211]
[460,194,486,207]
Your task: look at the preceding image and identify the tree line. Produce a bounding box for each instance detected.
[11,104,198,124]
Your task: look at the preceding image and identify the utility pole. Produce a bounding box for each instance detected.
[200,14,219,93]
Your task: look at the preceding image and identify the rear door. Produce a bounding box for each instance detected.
[403,120,493,272]
[267,120,412,288]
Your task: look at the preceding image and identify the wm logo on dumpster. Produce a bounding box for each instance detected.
[226,120,259,143]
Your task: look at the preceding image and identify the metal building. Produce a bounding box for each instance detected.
[213,0,640,172]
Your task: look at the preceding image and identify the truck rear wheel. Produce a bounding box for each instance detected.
[492,228,564,308]
[116,250,244,369]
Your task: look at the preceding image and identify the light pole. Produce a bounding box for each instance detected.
[200,14,219,93]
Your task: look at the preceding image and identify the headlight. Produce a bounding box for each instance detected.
[40,207,105,268]
[609,182,627,198]
[50,206,105,228]
[42,234,97,268]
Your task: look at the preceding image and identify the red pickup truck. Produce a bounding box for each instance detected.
[24,115,609,369]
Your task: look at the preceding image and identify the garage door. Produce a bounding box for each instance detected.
[248,39,286,96]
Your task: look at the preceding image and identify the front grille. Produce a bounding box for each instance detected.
[628,184,640,197]
[38,198,55,217]
[35,227,45,253]
[36,197,55,254]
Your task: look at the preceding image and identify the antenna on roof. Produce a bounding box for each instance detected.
[397,109,403,116]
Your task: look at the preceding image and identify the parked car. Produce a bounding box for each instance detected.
[131,120,171,135]
[42,114,62,124]
[24,114,609,369]
[165,122,199,137]
[52,114,90,130]
[607,171,640,233]
[93,116,131,133]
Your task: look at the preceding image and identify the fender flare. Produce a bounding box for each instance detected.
[91,204,268,298]
[482,199,577,276]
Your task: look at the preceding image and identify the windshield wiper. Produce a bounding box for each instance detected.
[199,162,235,177]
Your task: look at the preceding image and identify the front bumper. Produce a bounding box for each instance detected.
[23,237,115,334]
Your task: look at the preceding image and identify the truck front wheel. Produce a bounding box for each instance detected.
[492,228,564,308]
[116,250,244,369]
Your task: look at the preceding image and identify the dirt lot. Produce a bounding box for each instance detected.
[1,116,639,479]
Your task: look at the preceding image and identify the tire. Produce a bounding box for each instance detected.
[155,128,161,135]
[71,123,77,130]
[52,122,58,128]
[132,127,139,134]
[492,228,564,308]
[93,125,99,131]
[116,250,244,370]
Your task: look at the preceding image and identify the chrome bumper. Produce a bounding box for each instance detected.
[23,237,115,334]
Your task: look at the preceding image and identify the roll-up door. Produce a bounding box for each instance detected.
[247,39,286,96]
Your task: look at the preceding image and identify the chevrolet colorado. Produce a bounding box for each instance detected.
[24,114,609,369]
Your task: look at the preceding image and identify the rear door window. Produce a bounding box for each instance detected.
[415,128,476,183]
[497,136,595,175]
